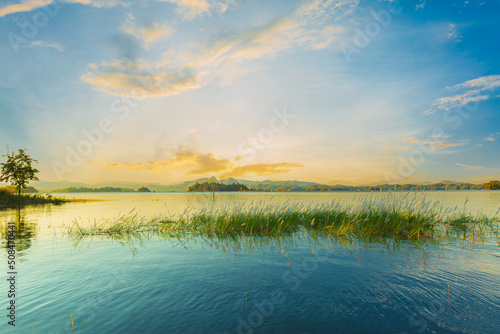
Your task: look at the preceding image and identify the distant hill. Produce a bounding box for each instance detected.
[34,181,88,193]
[52,187,134,193]
[1,186,38,194]
[33,178,490,193]
[188,182,249,192]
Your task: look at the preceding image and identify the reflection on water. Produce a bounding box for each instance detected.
[0,192,498,333]
[0,207,38,256]
[1,233,496,334]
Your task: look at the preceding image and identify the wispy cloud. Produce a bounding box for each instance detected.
[415,1,426,10]
[121,14,173,49]
[0,0,53,17]
[67,0,127,7]
[399,137,469,151]
[0,0,126,17]
[81,0,358,97]
[105,148,303,177]
[157,0,248,21]
[20,40,63,51]
[81,65,207,97]
[447,23,462,42]
[219,162,303,178]
[106,149,231,174]
[485,136,495,142]
[430,132,451,139]
[456,163,484,171]
[466,175,500,184]
[159,0,211,20]
[425,75,500,114]
[427,140,469,150]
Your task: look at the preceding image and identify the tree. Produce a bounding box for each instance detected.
[1,149,39,196]
[485,180,500,190]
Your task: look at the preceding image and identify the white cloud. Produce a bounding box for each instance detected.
[157,0,238,20]
[485,136,495,142]
[425,75,500,114]
[159,0,210,20]
[66,0,127,8]
[21,40,63,51]
[447,23,462,42]
[456,163,484,171]
[81,65,208,98]
[415,1,426,10]
[399,137,469,151]
[82,0,359,97]
[122,15,173,49]
[455,75,500,90]
[430,132,451,139]
[0,0,53,17]
[0,0,126,17]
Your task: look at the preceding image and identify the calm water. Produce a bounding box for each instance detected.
[0,191,499,333]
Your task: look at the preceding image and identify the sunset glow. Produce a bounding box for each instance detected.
[1,0,499,186]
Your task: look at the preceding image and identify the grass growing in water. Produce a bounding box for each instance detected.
[60,193,499,241]
[0,187,69,208]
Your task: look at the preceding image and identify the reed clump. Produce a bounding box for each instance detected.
[61,193,499,241]
[0,187,69,208]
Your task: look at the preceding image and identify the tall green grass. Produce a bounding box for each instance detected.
[60,193,499,242]
[0,187,68,208]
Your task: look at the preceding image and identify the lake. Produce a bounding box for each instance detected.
[1,191,499,333]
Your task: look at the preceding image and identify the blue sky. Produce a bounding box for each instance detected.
[0,0,499,185]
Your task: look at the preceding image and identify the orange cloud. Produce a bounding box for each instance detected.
[0,0,126,17]
[455,163,484,171]
[160,0,212,20]
[0,0,53,17]
[81,0,355,97]
[105,149,302,178]
[219,162,303,178]
[399,138,469,151]
[187,153,232,174]
[81,68,207,98]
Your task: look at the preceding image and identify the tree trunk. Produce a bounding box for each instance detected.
[18,185,21,197]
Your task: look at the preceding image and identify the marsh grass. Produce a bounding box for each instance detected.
[59,193,499,243]
[0,187,70,208]
[64,198,104,203]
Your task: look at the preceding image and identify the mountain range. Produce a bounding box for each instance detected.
[30,177,321,193]
[27,177,488,193]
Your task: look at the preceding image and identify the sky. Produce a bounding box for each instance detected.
[0,0,499,186]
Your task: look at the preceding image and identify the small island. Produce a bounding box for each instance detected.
[52,186,135,193]
[485,180,500,190]
[188,182,250,192]
[52,186,153,193]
